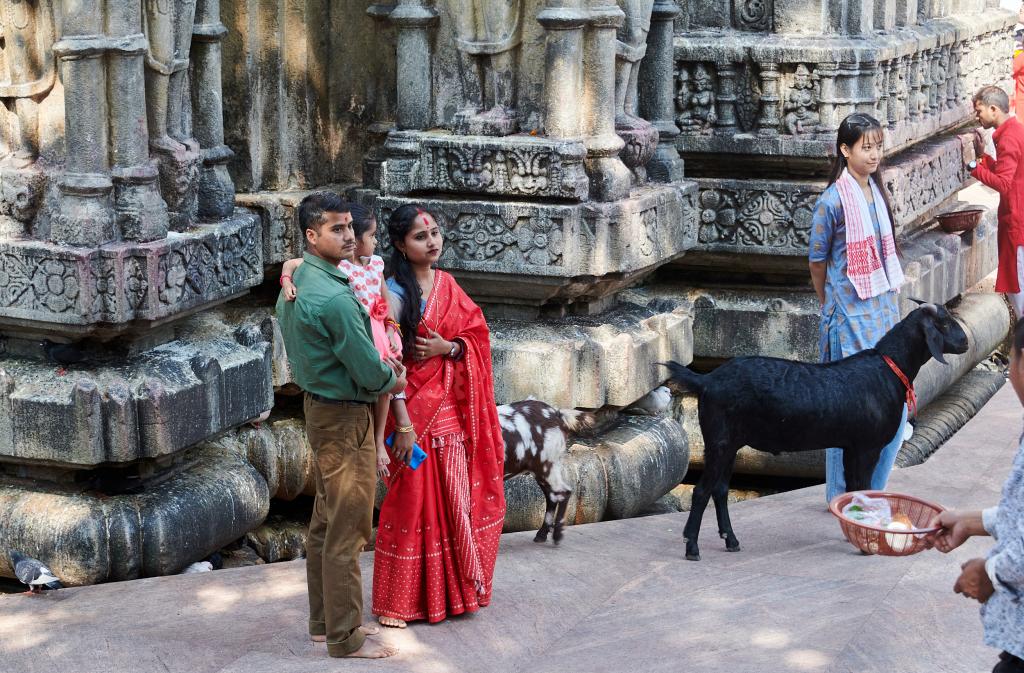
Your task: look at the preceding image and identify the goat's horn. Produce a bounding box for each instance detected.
[922,302,939,315]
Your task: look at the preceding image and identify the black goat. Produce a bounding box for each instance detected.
[663,302,969,561]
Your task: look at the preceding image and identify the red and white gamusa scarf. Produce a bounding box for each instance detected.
[834,169,904,299]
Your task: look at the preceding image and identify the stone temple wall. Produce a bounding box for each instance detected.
[0,0,1015,585]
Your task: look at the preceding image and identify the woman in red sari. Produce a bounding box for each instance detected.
[373,205,506,627]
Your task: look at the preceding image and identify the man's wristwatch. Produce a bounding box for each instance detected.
[967,160,978,171]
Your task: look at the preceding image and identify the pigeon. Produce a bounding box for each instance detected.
[180,561,213,574]
[625,386,673,416]
[41,339,86,375]
[10,551,62,593]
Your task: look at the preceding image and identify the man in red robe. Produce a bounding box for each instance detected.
[969,86,1024,318]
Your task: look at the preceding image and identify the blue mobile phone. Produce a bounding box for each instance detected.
[385,433,427,470]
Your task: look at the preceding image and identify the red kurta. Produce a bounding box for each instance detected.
[972,116,1024,293]
[372,270,506,623]
[1014,51,1024,123]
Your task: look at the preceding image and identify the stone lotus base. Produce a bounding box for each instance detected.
[0,445,269,586]
[0,312,273,469]
[0,210,263,339]
[214,410,688,543]
[673,291,1009,479]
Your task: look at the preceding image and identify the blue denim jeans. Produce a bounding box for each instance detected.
[825,404,908,504]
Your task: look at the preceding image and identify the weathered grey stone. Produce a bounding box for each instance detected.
[246,292,694,410]
[245,516,307,563]
[368,182,697,315]
[379,131,590,200]
[675,131,987,273]
[0,444,269,586]
[672,12,1015,162]
[897,367,1006,468]
[0,312,273,467]
[0,211,263,338]
[590,414,690,519]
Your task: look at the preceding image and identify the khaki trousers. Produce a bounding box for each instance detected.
[303,395,376,657]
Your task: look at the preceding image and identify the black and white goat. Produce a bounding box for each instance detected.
[499,400,594,544]
[663,302,969,561]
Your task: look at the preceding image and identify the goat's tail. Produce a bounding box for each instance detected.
[659,361,705,394]
[558,409,596,435]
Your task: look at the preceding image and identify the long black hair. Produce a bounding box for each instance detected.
[385,204,428,359]
[826,113,897,229]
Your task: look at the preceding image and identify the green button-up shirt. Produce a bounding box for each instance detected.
[275,253,395,402]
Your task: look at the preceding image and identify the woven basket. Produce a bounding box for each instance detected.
[935,208,984,234]
[828,491,944,556]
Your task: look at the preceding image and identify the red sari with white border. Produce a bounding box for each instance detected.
[371,270,506,623]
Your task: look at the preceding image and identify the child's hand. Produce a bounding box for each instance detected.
[376,445,391,479]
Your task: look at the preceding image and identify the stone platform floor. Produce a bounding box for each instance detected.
[1,385,1020,673]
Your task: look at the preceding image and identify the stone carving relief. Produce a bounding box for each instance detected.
[0,0,55,231]
[0,0,56,166]
[696,186,814,250]
[447,214,516,261]
[615,0,659,173]
[882,140,969,226]
[445,211,565,266]
[782,64,820,135]
[672,27,1011,149]
[145,0,202,227]
[733,0,772,31]
[411,136,589,199]
[676,63,718,134]
[447,0,524,136]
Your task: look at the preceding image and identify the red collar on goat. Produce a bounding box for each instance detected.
[883,355,917,418]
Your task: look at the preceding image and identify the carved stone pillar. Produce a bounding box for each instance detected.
[192,0,235,218]
[713,62,738,133]
[756,62,780,136]
[389,0,438,131]
[836,61,858,123]
[878,61,892,127]
[539,0,588,139]
[583,2,631,201]
[858,60,878,116]
[816,62,839,132]
[106,0,168,242]
[638,0,684,182]
[908,53,923,121]
[51,0,116,246]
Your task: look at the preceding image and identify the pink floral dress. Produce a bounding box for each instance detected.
[338,255,399,359]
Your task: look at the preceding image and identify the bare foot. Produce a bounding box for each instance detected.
[343,636,398,659]
[378,615,407,629]
[311,623,380,642]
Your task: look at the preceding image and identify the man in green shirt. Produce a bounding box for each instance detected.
[276,191,405,660]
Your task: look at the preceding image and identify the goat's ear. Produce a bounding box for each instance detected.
[923,318,948,364]
[908,297,926,306]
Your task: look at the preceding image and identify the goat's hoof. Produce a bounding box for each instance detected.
[533,531,549,544]
[552,531,564,545]
[726,544,741,553]
[685,552,701,561]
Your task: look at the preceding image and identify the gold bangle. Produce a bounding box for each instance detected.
[395,424,416,434]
